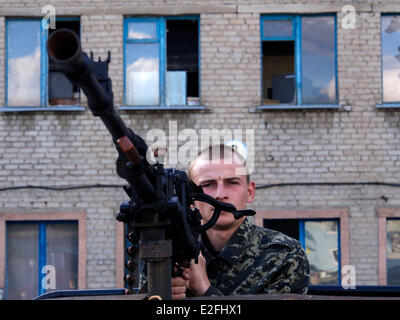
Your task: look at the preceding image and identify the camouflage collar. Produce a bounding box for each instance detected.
[201,218,254,265]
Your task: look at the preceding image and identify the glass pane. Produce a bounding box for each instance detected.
[263,20,293,38]
[46,223,79,291]
[382,16,400,102]
[301,16,336,104]
[305,220,339,285]
[127,21,157,40]
[386,219,400,285]
[6,223,39,300]
[125,43,159,105]
[7,20,41,106]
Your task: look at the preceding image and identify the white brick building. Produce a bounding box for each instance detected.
[1,0,400,299]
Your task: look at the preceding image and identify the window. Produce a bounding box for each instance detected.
[378,209,400,285]
[381,14,400,104]
[5,221,78,300]
[261,15,337,108]
[124,16,200,108]
[386,219,400,285]
[5,18,81,110]
[264,218,340,285]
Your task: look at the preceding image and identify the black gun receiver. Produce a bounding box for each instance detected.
[47,28,255,300]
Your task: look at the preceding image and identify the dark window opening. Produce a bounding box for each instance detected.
[166,19,199,105]
[48,20,80,106]
[262,41,295,104]
[263,219,299,240]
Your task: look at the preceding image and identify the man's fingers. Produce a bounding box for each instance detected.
[172,276,187,287]
[172,276,187,300]
[181,270,191,280]
[172,285,187,294]
[172,293,186,300]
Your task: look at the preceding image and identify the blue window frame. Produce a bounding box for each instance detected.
[123,16,200,109]
[378,14,400,108]
[5,221,79,300]
[4,17,83,112]
[264,218,341,286]
[260,14,338,109]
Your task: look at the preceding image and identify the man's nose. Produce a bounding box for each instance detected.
[215,182,228,200]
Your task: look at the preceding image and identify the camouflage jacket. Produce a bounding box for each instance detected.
[138,218,310,296]
[200,218,310,296]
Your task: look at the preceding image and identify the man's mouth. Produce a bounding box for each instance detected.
[212,209,230,216]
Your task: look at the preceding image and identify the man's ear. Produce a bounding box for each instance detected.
[247,181,256,203]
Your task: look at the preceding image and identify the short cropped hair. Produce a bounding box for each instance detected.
[188,144,250,184]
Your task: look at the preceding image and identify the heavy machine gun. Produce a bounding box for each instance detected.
[46,28,255,300]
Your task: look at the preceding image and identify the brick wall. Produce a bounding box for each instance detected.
[1,0,400,289]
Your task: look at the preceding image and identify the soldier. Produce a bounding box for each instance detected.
[171,144,310,299]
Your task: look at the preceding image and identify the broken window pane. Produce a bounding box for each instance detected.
[262,41,295,104]
[301,16,336,104]
[7,20,41,107]
[382,15,400,102]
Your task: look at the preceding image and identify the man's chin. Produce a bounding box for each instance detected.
[216,214,244,228]
[203,210,244,229]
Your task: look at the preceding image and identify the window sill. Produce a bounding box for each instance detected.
[117,105,211,112]
[0,106,86,112]
[376,104,400,109]
[252,104,342,111]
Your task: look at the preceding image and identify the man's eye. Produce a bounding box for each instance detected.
[201,183,211,188]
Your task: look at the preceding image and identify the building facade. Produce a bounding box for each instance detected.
[1,0,400,299]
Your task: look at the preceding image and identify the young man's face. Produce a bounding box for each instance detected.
[190,156,255,231]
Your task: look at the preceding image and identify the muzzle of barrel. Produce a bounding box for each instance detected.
[47,28,80,62]
[47,28,111,116]
[47,28,93,85]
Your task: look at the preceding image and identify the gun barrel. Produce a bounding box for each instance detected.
[47,28,156,199]
[47,29,112,117]
[48,28,141,162]
[47,28,80,62]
